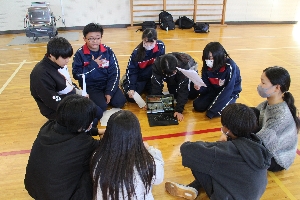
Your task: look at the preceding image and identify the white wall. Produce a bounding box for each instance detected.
[0,0,131,32]
[0,0,299,32]
[226,0,300,22]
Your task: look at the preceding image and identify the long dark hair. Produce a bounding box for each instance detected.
[264,66,300,131]
[90,110,155,199]
[135,28,157,62]
[202,42,229,72]
[221,103,258,137]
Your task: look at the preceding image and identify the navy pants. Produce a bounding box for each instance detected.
[193,89,219,112]
[93,106,103,127]
[193,89,237,118]
[122,78,152,103]
[87,88,126,111]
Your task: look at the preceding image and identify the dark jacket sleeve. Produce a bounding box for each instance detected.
[72,47,99,87]
[151,58,164,95]
[126,48,139,91]
[105,48,120,96]
[199,69,211,94]
[206,59,242,118]
[173,71,189,113]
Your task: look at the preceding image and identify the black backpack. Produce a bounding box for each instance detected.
[159,11,175,31]
[176,16,195,29]
[194,23,209,33]
[141,21,156,31]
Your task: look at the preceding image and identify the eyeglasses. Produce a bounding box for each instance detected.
[86,37,101,42]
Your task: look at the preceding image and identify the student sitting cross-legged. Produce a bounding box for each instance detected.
[72,23,126,116]
[165,103,272,200]
[90,110,164,200]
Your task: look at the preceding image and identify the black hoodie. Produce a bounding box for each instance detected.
[151,52,197,113]
[181,133,272,200]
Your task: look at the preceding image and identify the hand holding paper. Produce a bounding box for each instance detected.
[176,67,206,87]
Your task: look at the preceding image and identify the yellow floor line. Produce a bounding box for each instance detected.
[268,171,297,200]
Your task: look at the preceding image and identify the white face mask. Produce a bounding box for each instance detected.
[205,60,214,68]
[143,42,156,51]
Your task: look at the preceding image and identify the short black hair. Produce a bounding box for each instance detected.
[83,23,104,37]
[160,54,178,75]
[221,103,258,137]
[56,94,97,132]
[46,37,73,59]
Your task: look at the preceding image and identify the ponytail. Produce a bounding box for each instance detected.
[283,92,300,131]
[134,42,146,62]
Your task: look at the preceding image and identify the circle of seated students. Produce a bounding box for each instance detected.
[26,22,299,200]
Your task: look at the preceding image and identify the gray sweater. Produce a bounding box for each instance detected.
[256,101,298,169]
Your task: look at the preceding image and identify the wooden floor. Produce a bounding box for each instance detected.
[0,24,300,200]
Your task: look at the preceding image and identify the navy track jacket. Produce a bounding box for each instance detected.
[72,44,120,97]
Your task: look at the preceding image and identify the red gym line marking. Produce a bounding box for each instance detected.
[0,149,31,156]
[1,128,300,157]
[0,127,220,156]
[143,127,220,141]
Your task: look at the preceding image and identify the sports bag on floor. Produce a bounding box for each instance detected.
[141,21,156,31]
[176,16,195,29]
[159,11,175,30]
[194,23,209,33]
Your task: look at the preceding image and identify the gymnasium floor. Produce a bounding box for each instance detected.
[0,24,300,199]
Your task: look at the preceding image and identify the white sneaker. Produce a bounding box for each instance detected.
[165,181,198,200]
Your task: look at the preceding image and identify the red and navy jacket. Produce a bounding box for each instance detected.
[72,43,120,97]
[124,40,165,91]
[200,58,242,118]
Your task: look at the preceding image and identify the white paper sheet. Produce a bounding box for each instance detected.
[176,67,207,87]
[133,92,146,108]
[81,74,87,96]
[100,108,121,126]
